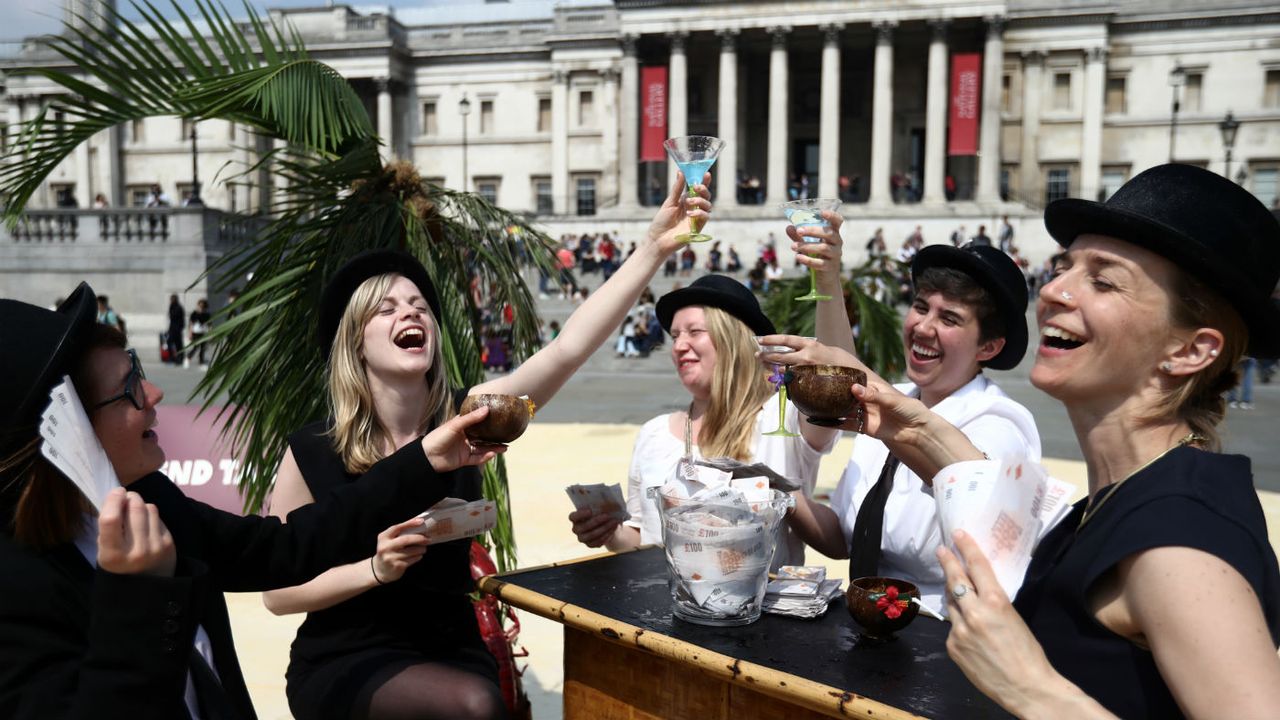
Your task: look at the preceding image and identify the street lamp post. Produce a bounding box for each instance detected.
[188,121,203,206]
[1168,64,1185,163]
[1219,110,1240,181]
[458,95,471,192]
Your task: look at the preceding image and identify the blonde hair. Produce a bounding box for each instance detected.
[697,306,773,460]
[1142,270,1249,453]
[328,273,451,474]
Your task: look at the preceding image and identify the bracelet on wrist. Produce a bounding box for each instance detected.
[370,556,387,585]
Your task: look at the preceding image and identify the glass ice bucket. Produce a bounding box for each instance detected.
[647,486,794,626]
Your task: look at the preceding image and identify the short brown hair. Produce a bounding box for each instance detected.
[914,267,1006,346]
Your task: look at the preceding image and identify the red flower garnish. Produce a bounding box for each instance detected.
[872,585,910,619]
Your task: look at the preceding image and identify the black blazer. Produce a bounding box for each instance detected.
[0,438,448,720]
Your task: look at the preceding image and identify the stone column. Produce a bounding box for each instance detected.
[235,122,254,213]
[923,19,949,205]
[375,77,394,160]
[716,29,739,208]
[1079,47,1106,202]
[1020,51,1044,204]
[766,26,790,204]
[75,140,92,207]
[101,125,122,208]
[667,31,688,188]
[976,17,1005,204]
[551,70,570,215]
[601,68,621,208]
[818,23,843,200]
[868,21,896,206]
[618,34,640,211]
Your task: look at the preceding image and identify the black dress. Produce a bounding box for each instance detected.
[284,403,497,720]
[1014,447,1280,718]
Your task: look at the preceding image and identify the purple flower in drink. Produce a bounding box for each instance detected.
[769,365,787,391]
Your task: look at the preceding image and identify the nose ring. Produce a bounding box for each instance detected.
[1060,290,1073,302]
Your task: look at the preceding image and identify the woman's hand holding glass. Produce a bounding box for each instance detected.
[786,208,845,296]
[647,171,713,256]
[420,406,508,472]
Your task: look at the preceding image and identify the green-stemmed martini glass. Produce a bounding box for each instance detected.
[664,135,725,243]
[782,198,842,302]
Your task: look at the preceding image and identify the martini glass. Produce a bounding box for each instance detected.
[757,337,801,438]
[663,135,725,243]
[782,198,842,302]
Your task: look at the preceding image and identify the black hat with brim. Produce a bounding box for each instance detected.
[318,250,442,359]
[656,274,776,337]
[0,282,99,454]
[1045,163,1280,358]
[911,244,1030,371]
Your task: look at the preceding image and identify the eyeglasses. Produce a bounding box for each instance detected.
[91,348,147,412]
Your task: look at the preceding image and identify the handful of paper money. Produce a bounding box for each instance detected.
[934,454,1076,598]
[39,376,120,511]
[564,483,630,523]
[404,497,496,544]
[693,456,802,493]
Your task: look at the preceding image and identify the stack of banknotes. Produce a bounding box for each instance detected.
[564,483,630,523]
[405,497,497,544]
[761,566,843,619]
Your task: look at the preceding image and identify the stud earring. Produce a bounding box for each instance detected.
[1060,290,1073,302]
[1209,349,1220,357]
[1160,361,1173,373]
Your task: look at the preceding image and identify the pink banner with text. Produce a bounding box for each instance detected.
[640,66,668,162]
[948,53,981,156]
[155,405,253,515]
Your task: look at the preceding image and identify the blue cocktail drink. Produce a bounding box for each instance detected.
[782,198,842,302]
[663,136,725,243]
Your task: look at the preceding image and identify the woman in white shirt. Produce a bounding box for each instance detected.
[568,273,840,566]
[781,235,1041,615]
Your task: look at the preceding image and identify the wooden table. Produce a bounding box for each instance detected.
[479,547,1006,720]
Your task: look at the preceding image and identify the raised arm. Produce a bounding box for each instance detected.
[475,173,711,409]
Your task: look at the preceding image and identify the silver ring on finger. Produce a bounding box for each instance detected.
[951,583,970,600]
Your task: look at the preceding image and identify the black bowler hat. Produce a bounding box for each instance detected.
[656,274,776,337]
[911,244,1030,371]
[0,283,99,454]
[1045,163,1280,357]
[318,250,442,358]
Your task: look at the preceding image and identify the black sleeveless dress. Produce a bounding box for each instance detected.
[1013,446,1280,718]
[283,400,497,720]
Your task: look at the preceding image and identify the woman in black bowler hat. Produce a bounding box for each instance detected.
[566,272,844,567]
[771,164,1280,718]
[0,282,501,720]
[777,217,1042,618]
[264,173,710,720]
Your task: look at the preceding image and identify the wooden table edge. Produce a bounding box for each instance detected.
[479,558,927,720]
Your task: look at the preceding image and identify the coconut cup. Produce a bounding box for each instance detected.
[458,393,533,446]
[784,364,866,426]
[846,576,921,642]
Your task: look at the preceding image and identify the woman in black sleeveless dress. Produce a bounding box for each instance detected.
[267,176,711,720]
[765,164,1280,718]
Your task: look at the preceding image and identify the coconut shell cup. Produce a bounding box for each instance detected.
[784,364,866,426]
[846,576,921,642]
[458,393,533,446]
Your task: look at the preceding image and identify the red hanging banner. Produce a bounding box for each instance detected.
[640,66,668,161]
[948,52,981,156]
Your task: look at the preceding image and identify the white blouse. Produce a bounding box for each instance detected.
[624,392,837,567]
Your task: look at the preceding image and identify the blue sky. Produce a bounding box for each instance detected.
[0,1,442,41]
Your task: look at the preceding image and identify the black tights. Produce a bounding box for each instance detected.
[354,662,506,720]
